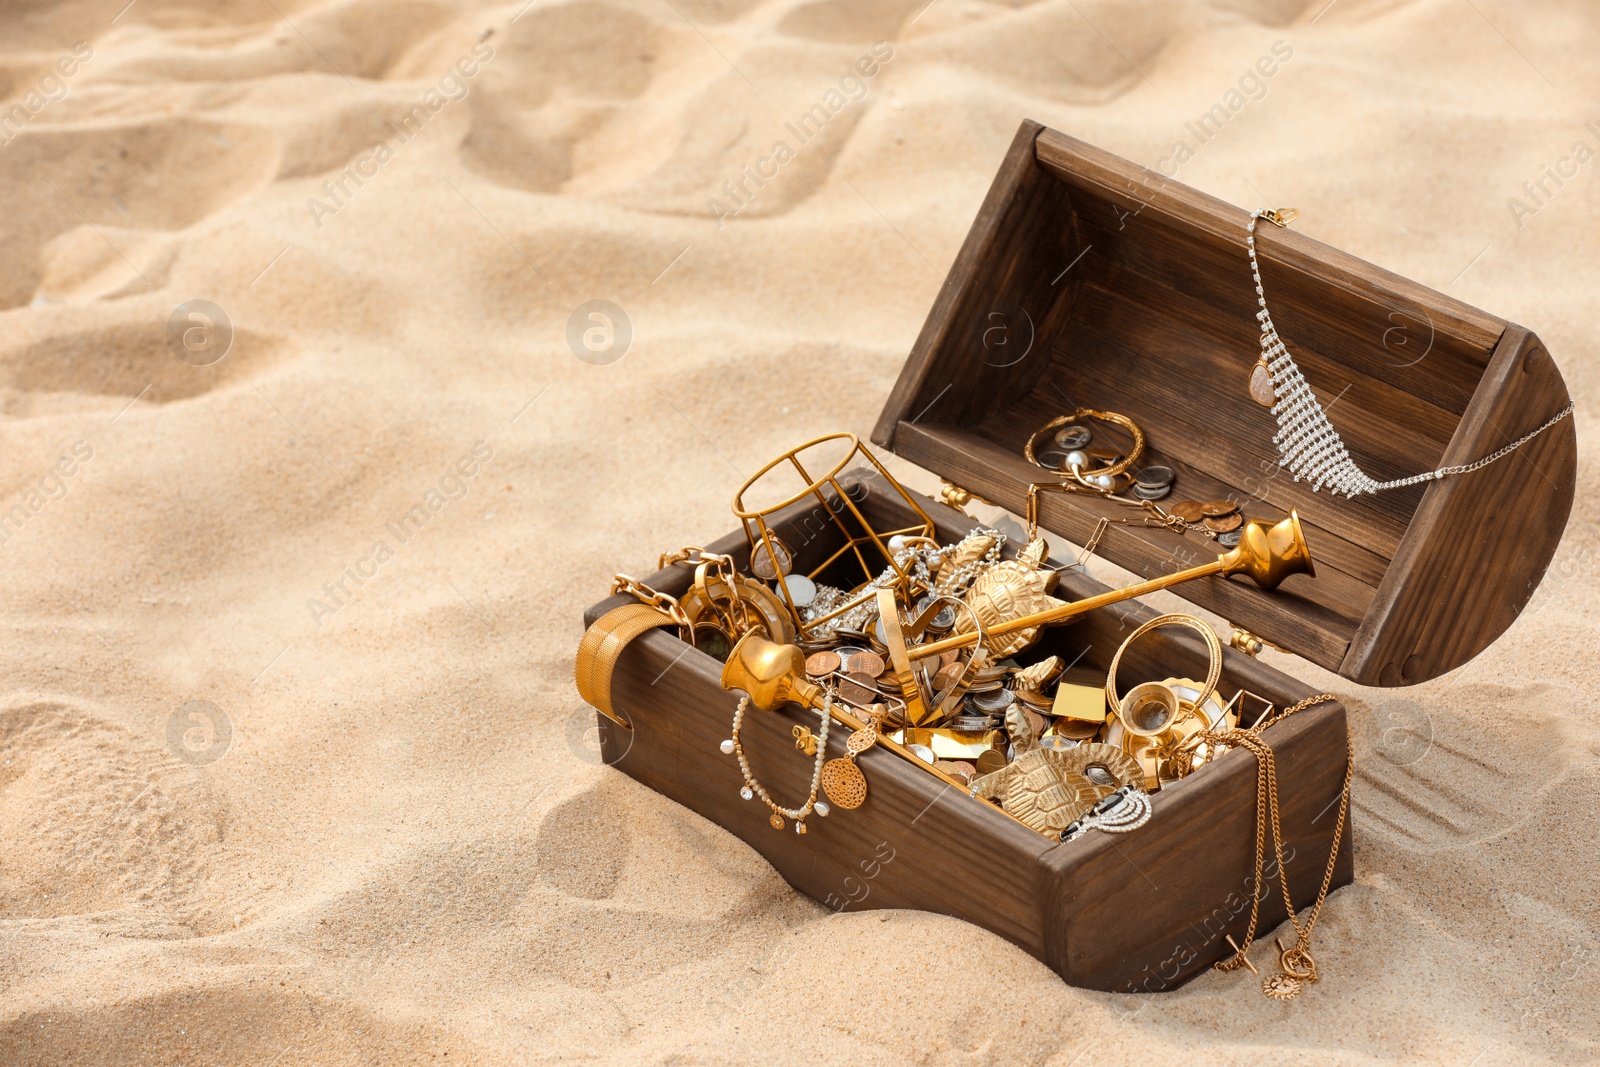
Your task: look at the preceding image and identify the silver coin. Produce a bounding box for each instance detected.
[970,688,1016,713]
[1133,483,1171,501]
[1135,465,1175,489]
[1039,735,1080,752]
[780,573,817,607]
[1053,425,1092,450]
[1037,449,1072,470]
[906,743,937,764]
[749,537,793,580]
[915,596,957,633]
[1217,529,1243,547]
[951,715,995,732]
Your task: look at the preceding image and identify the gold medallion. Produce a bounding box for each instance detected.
[1261,973,1301,1000]
[820,757,868,809]
[769,812,785,830]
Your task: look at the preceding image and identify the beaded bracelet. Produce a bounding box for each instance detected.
[719,693,833,834]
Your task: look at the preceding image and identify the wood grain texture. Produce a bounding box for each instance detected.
[872,118,1575,687]
[872,120,1083,448]
[583,474,1352,990]
[1343,326,1578,685]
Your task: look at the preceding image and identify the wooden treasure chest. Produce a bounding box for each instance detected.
[579,120,1576,992]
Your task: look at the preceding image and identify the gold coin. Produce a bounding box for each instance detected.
[933,663,964,691]
[769,812,784,830]
[1171,501,1205,523]
[1201,499,1239,518]
[805,651,841,678]
[820,758,868,809]
[1053,718,1101,741]
[1204,512,1244,533]
[975,749,1009,775]
[934,760,975,784]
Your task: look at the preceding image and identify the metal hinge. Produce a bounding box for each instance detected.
[938,480,991,515]
[1229,626,1288,657]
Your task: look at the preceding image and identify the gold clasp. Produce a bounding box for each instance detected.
[1260,208,1299,228]
[792,724,818,756]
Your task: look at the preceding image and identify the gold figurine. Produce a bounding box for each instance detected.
[969,707,1143,834]
[955,538,1066,658]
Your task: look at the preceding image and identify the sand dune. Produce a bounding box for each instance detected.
[2,0,1598,1063]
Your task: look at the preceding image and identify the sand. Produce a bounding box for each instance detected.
[1,0,1597,1063]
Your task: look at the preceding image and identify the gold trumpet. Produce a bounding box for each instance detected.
[724,512,1314,720]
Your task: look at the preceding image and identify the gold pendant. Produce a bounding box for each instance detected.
[820,757,868,810]
[1249,359,1276,407]
[769,813,784,830]
[1261,973,1301,1000]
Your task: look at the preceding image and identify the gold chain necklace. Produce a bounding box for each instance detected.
[1205,693,1351,1000]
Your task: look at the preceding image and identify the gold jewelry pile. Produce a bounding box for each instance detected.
[579,429,1348,999]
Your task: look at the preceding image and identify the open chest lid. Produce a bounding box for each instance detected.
[874,120,1576,687]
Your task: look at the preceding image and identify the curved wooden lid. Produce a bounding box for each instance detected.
[874,121,1576,687]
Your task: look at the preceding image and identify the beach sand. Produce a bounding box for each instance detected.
[1,0,1597,1063]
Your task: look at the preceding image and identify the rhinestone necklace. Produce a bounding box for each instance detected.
[1246,209,1573,498]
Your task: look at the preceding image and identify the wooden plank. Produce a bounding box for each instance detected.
[1068,212,1494,418]
[1032,128,1505,354]
[1343,327,1578,684]
[1077,258,1463,462]
[873,119,1084,448]
[971,393,1392,588]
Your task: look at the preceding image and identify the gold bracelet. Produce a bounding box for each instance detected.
[576,601,683,728]
[1104,613,1224,729]
[1024,409,1146,480]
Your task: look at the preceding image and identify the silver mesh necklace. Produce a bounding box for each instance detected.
[1245,209,1573,498]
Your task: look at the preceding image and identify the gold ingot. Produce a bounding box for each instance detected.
[1052,680,1107,724]
[892,727,996,760]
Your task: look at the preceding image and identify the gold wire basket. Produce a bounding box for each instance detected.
[731,433,936,642]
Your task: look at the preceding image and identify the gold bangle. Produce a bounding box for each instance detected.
[1104,613,1224,723]
[576,602,682,728]
[1024,409,1146,479]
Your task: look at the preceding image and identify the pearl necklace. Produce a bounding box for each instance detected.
[719,694,832,834]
